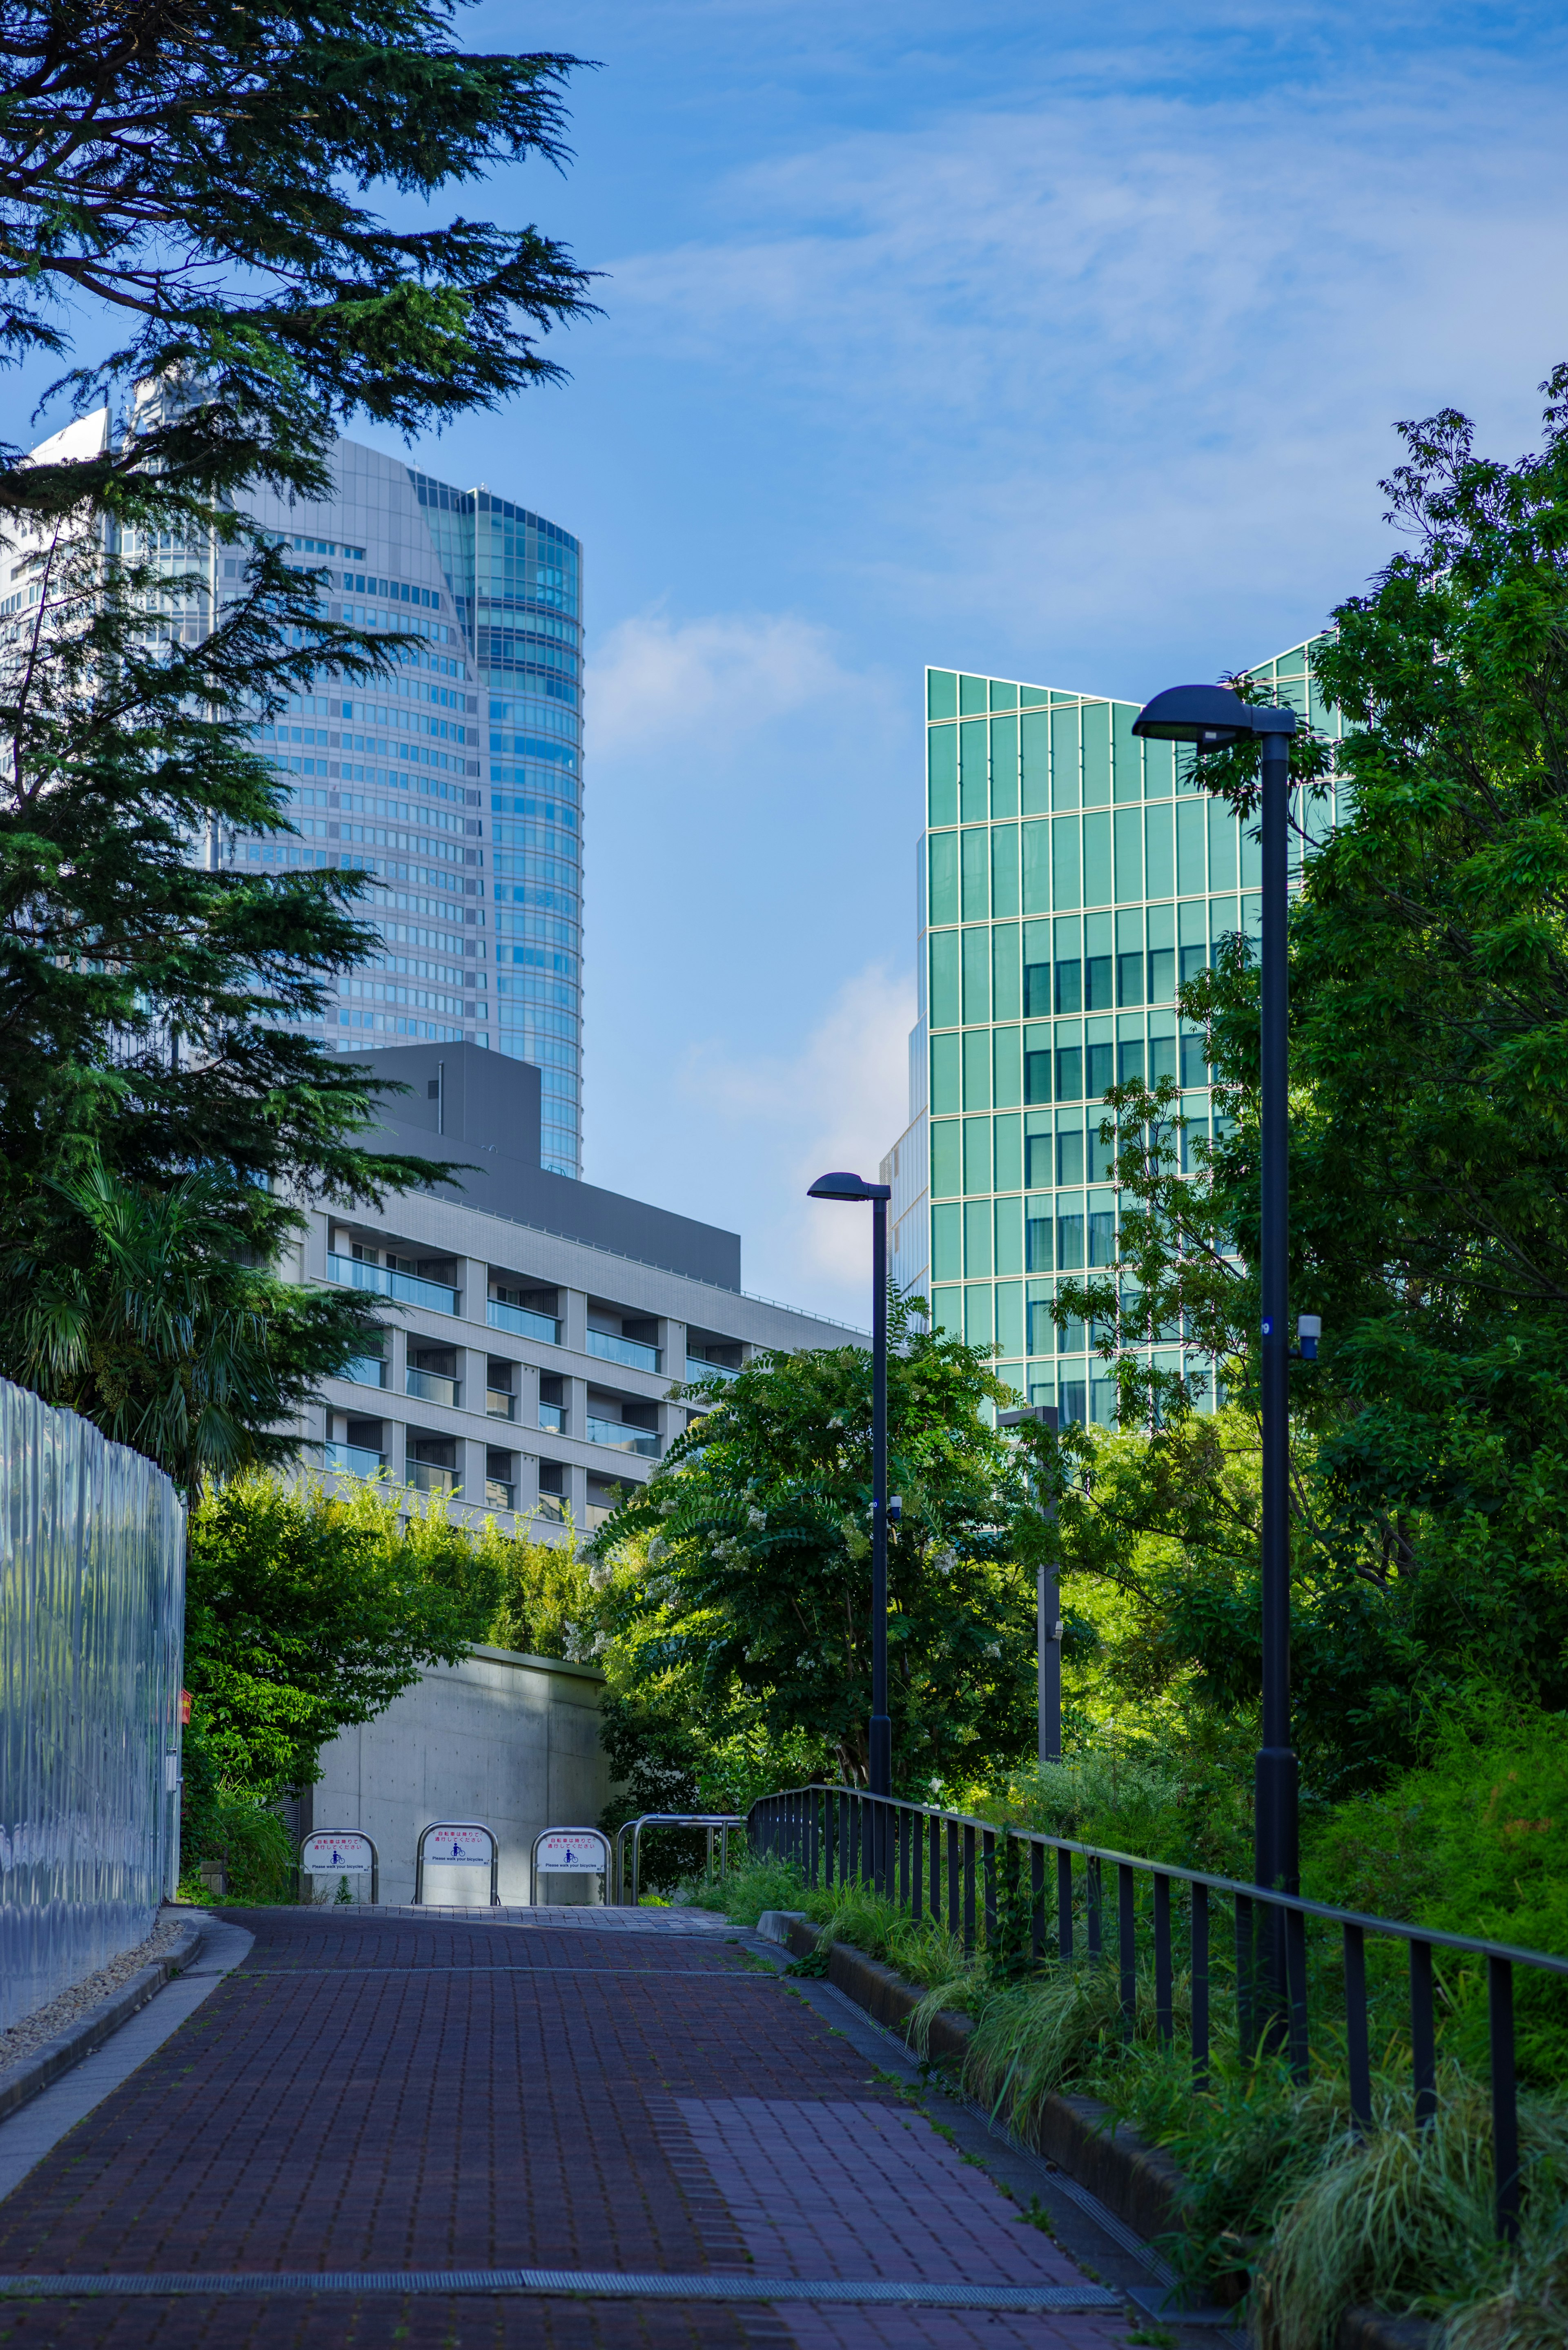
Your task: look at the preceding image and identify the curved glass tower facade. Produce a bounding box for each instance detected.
[883,640,1343,1424]
[214,437,585,1178]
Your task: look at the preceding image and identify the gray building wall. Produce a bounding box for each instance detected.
[299,1645,610,1906]
[361,1042,742,1287]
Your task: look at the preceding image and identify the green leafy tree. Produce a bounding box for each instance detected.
[1050,368,1568,1798]
[591,1299,1041,1798]
[184,1474,501,1807]
[0,0,592,1456]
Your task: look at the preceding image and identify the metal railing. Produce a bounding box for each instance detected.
[615,1813,746,1907]
[751,1784,1568,2244]
[488,1297,561,1345]
[324,1440,386,1479]
[585,1416,659,1456]
[328,1251,459,1314]
[586,1329,661,1374]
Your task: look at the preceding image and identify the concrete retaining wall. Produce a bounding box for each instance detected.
[300,1643,610,1905]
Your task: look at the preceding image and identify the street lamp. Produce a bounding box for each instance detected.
[1130,684,1299,1930]
[807,1169,893,1799]
[998,1404,1062,1766]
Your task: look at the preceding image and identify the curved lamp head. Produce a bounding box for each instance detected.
[1132,683,1296,754]
[808,1170,892,1203]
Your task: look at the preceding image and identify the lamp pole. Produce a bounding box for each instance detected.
[808,1172,894,1802]
[1131,686,1299,2018]
[998,1404,1062,1765]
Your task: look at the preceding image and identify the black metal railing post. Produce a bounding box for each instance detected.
[1489,1956,1519,2242]
[963,1823,976,1961]
[1057,1847,1074,1962]
[982,1828,997,1955]
[1118,1864,1136,2042]
[1192,1882,1209,2089]
[1154,1872,1173,2050]
[1031,1841,1046,1965]
[947,1817,959,1940]
[1410,1940,1437,2127]
[1344,1922,1370,2134]
[1086,1855,1102,1959]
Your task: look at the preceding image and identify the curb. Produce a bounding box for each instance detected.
[0,1914,208,2127]
[782,1919,1434,2350]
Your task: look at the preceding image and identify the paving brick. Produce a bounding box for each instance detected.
[0,1909,1134,2350]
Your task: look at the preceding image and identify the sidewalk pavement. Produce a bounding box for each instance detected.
[0,1902,1146,2349]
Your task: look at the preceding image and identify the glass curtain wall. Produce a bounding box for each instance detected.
[410,474,584,1178]
[922,643,1342,1426]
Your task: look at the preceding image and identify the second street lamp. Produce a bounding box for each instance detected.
[1131,684,1300,1984]
[807,1169,893,1801]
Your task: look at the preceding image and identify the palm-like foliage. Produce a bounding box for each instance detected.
[2,1152,381,1495]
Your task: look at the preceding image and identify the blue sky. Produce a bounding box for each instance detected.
[21,2,1568,1323]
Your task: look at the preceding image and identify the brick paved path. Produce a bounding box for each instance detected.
[0,1905,1139,2350]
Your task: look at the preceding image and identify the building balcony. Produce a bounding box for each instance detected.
[329,1251,458,1315]
[685,1353,740,1383]
[487,1296,561,1344]
[406,1367,460,1408]
[534,1494,567,1525]
[586,1416,658,1457]
[486,1389,516,1420]
[484,1478,514,1511]
[407,1461,459,1496]
[325,1440,386,1479]
[341,1355,387,1390]
[586,1328,661,1374]
[538,1401,564,1434]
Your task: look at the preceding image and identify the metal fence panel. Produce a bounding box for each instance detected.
[0,1379,185,2031]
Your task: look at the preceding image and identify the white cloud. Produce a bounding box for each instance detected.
[675,962,914,1322]
[596,69,1568,676]
[586,607,862,758]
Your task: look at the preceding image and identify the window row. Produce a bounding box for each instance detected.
[929,900,1257,1029]
[932,1022,1212,1114]
[924,798,1314,924]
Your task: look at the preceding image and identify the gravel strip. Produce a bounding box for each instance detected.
[0,1912,197,2087]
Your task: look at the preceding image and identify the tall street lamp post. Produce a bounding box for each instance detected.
[998,1404,1062,1765]
[807,1171,894,1801]
[1130,686,1300,1950]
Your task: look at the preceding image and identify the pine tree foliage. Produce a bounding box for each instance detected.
[0,0,592,1473]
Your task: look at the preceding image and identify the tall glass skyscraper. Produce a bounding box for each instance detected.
[212,435,585,1177]
[881,640,1343,1422]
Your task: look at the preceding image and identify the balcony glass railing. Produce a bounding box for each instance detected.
[685,1354,741,1383]
[325,1441,386,1479]
[487,1297,561,1344]
[538,1401,564,1434]
[534,1494,567,1524]
[407,1460,459,1496]
[406,1367,459,1408]
[329,1252,458,1315]
[586,1416,658,1457]
[486,1389,516,1420]
[485,1478,514,1510]
[340,1356,387,1390]
[586,1328,661,1374]
[584,1502,614,1530]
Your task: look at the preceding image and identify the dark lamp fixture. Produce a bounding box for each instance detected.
[807,1170,891,1202]
[1131,682,1296,753]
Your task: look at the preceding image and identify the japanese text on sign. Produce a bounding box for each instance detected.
[303,1833,372,1874]
[420,1824,492,1866]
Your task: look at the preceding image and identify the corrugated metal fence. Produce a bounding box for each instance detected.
[0,1380,185,2031]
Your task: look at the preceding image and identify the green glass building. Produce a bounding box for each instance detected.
[880,640,1343,1424]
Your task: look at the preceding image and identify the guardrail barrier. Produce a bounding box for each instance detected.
[750,1782,1568,2244]
[615,1813,746,1908]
